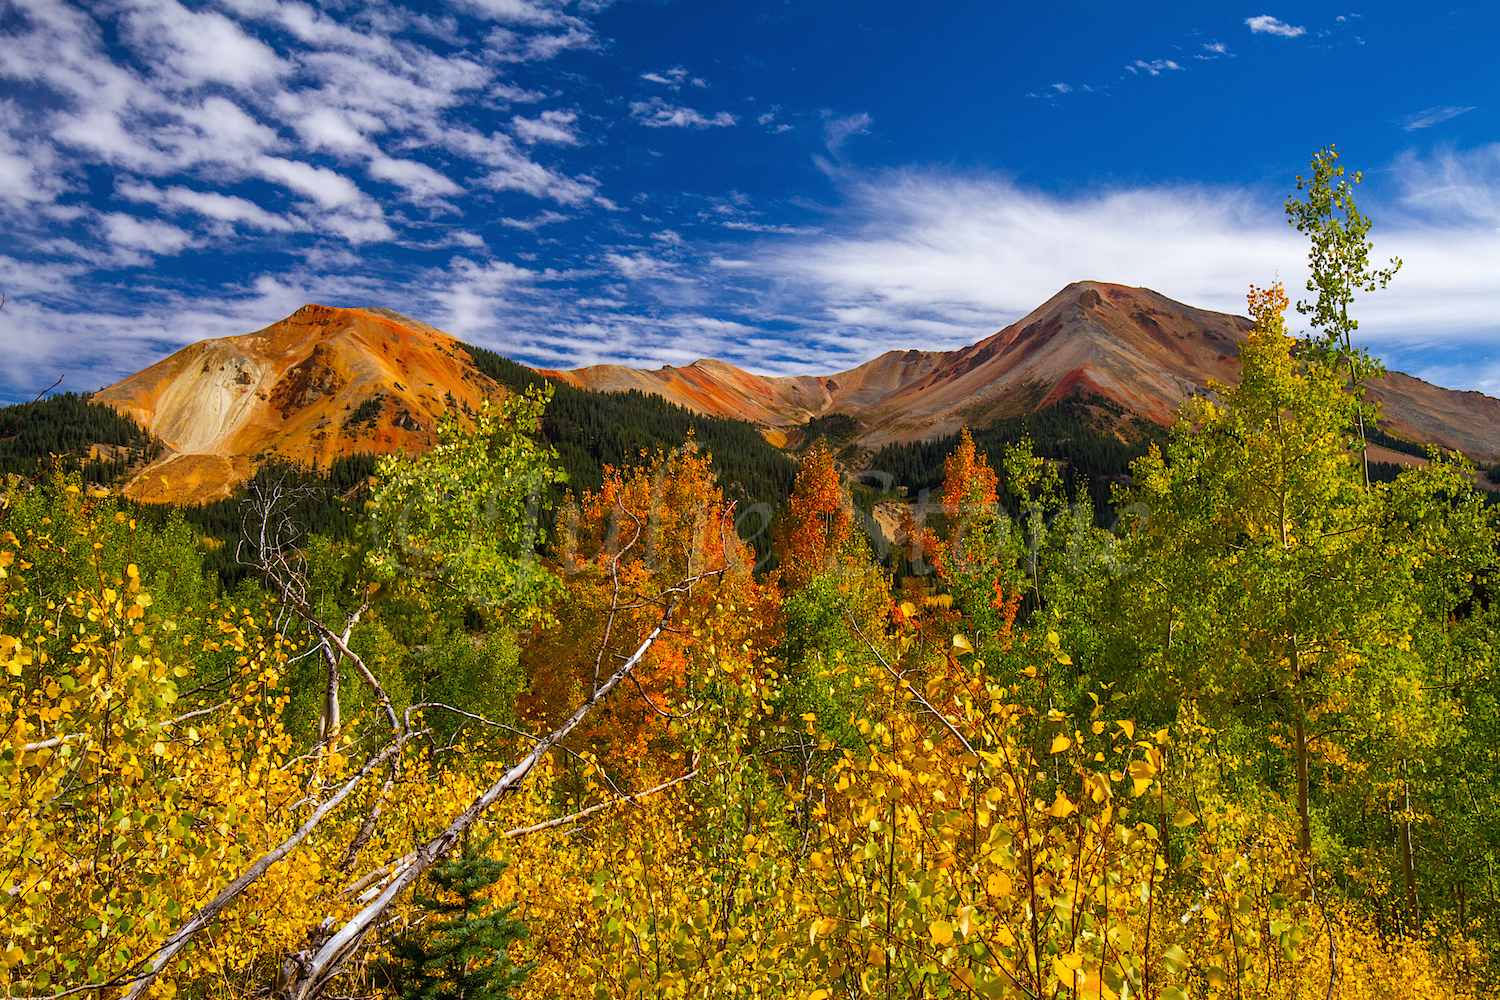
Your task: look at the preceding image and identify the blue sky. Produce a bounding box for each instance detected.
[1,0,1496,404]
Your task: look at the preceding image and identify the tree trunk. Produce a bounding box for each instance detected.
[1401,765,1418,929]
[1294,694,1311,859]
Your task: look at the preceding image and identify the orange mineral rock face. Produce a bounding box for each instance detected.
[94,304,503,505]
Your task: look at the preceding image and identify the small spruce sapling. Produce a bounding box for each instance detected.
[375,836,533,1000]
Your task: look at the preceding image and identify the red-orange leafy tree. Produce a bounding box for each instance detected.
[772,440,852,591]
[522,440,776,790]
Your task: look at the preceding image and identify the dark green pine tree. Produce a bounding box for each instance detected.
[375,843,533,1000]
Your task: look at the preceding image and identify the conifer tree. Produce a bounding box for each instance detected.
[374,842,533,1000]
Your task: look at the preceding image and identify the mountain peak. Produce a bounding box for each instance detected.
[94,304,498,504]
[93,283,1500,504]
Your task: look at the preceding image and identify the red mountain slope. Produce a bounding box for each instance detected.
[94,282,1500,505]
[94,304,501,504]
[548,281,1500,460]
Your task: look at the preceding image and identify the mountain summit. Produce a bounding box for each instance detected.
[95,282,1500,503]
[94,304,499,503]
[547,281,1500,458]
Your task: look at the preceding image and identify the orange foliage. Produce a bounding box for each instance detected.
[1248,279,1291,332]
[521,440,776,786]
[772,440,852,590]
[942,427,999,507]
[929,428,1003,584]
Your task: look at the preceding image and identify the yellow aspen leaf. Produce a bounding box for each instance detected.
[1049,734,1072,754]
[1172,808,1198,827]
[866,942,885,966]
[1118,720,1135,740]
[898,601,917,617]
[1048,792,1076,818]
[930,919,954,946]
[955,905,975,936]
[1151,726,1170,744]
[1127,760,1155,796]
[986,871,1012,897]
[952,633,974,653]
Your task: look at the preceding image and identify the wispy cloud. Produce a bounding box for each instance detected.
[1245,15,1306,38]
[1126,59,1183,76]
[641,66,688,89]
[1396,106,1477,131]
[7,156,1500,398]
[822,111,873,155]
[512,109,582,145]
[1391,143,1500,225]
[629,98,737,129]
[0,0,603,249]
[640,65,705,90]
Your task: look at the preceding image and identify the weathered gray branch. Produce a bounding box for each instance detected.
[120,733,413,1000]
[287,587,694,999]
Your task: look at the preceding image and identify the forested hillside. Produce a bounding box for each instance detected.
[868,394,1163,518]
[0,391,162,482]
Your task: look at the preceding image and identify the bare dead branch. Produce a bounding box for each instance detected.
[289,549,731,999]
[844,607,978,758]
[499,763,699,838]
[119,731,417,1000]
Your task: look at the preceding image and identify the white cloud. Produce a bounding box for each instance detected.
[101,212,194,254]
[255,156,367,208]
[629,98,738,129]
[485,25,597,62]
[1203,41,1229,54]
[368,157,465,200]
[512,109,581,145]
[1128,59,1183,76]
[491,82,548,105]
[121,0,287,90]
[1396,106,1477,131]
[823,111,872,155]
[605,251,672,280]
[641,66,689,89]
[1245,15,1306,38]
[1391,144,1500,225]
[501,209,570,229]
[295,107,375,156]
[461,0,576,27]
[116,180,297,231]
[1051,83,1073,94]
[663,166,1500,380]
[451,128,600,204]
